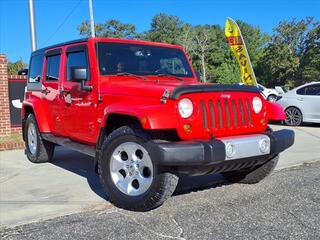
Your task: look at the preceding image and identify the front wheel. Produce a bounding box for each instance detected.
[24,114,55,163]
[221,155,279,184]
[97,126,178,211]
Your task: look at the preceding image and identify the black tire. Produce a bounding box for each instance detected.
[97,126,178,211]
[285,107,303,126]
[221,155,279,184]
[24,114,55,163]
[267,94,277,102]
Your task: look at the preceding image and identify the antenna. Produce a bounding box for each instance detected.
[28,0,37,51]
[88,0,95,38]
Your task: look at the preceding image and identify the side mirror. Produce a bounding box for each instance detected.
[195,71,201,81]
[70,67,92,91]
[18,68,28,75]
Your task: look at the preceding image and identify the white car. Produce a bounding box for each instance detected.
[257,84,279,102]
[276,82,320,126]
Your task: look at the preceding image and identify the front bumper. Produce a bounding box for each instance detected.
[148,129,294,167]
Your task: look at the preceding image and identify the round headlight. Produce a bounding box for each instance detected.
[252,96,263,114]
[178,98,193,118]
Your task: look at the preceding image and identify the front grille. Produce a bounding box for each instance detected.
[200,97,253,131]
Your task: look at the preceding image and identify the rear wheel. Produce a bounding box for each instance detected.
[98,126,178,211]
[24,114,55,163]
[267,94,277,102]
[285,107,302,126]
[221,155,279,184]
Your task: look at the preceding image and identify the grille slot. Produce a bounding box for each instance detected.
[245,99,252,126]
[224,100,231,128]
[238,99,245,126]
[209,100,215,128]
[200,100,208,129]
[232,99,238,127]
[217,100,223,129]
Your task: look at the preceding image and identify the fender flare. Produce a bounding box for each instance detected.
[22,101,53,133]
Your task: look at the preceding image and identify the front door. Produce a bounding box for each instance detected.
[59,44,97,143]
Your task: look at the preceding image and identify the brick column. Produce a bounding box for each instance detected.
[0,54,11,137]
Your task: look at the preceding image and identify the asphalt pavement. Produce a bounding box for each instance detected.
[1,161,319,240]
[0,124,320,238]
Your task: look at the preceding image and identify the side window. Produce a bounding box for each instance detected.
[46,55,61,81]
[66,51,88,81]
[305,84,320,96]
[28,54,44,83]
[296,87,306,95]
[297,84,320,96]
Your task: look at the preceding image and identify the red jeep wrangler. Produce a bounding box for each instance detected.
[22,38,294,211]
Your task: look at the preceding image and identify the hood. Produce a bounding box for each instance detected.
[100,76,199,99]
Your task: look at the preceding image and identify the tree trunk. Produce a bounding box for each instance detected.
[201,53,206,82]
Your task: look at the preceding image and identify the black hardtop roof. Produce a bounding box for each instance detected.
[31,38,89,56]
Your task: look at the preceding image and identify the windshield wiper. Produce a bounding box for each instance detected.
[116,72,147,80]
[156,73,184,82]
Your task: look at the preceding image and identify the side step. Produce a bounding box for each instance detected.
[41,133,96,157]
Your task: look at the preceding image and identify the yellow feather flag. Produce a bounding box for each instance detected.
[225,17,257,86]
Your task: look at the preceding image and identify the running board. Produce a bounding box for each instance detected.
[41,133,96,157]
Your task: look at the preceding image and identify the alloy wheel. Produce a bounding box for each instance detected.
[285,107,302,126]
[109,142,153,196]
[27,122,37,155]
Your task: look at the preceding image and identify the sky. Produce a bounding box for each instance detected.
[0,0,319,63]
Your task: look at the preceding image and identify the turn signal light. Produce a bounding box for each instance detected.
[183,124,192,134]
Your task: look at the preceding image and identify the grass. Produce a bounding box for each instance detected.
[0,133,23,144]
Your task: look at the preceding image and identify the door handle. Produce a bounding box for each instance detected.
[41,88,50,94]
[297,97,303,101]
[60,90,70,95]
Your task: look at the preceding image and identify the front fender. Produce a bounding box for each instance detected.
[102,100,178,130]
[266,102,286,121]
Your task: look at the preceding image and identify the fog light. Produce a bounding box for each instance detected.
[259,138,270,153]
[183,124,192,134]
[225,142,235,158]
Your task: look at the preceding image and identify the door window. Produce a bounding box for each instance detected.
[28,54,44,83]
[66,51,89,81]
[297,84,320,96]
[46,55,61,81]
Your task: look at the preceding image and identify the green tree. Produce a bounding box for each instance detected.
[260,17,319,87]
[78,19,137,39]
[7,59,28,75]
[144,13,185,44]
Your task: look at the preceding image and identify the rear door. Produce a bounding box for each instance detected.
[42,49,63,135]
[296,84,320,122]
[59,44,97,143]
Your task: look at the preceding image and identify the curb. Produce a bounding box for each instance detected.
[0,142,24,151]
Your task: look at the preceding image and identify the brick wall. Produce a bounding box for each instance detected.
[0,54,26,138]
[0,54,11,137]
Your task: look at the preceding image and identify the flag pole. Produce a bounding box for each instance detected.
[88,0,95,38]
[28,0,37,51]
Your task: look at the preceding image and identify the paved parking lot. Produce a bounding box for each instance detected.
[0,124,319,229]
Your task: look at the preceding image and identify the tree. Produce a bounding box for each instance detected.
[191,25,213,82]
[177,24,195,55]
[144,13,185,44]
[78,19,137,39]
[7,59,28,75]
[260,17,319,87]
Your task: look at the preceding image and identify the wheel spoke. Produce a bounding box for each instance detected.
[110,154,126,171]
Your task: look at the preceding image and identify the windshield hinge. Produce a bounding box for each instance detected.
[160,89,170,104]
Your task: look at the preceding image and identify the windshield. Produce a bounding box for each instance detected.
[96,42,193,78]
